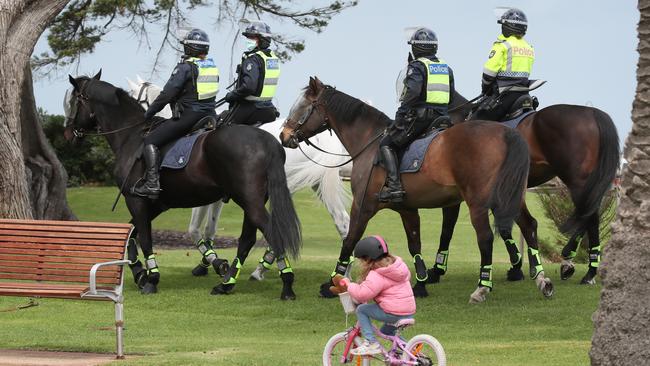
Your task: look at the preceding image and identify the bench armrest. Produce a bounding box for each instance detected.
[88,260,131,295]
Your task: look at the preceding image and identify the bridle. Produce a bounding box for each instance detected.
[67,79,148,138]
[287,90,385,168]
[135,82,152,108]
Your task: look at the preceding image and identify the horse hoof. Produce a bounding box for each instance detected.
[560,260,575,280]
[281,290,297,301]
[249,266,266,281]
[469,286,490,304]
[507,267,524,281]
[580,275,596,285]
[213,259,229,277]
[412,282,429,298]
[535,274,554,298]
[191,264,209,277]
[211,283,234,295]
[319,281,336,298]
[140,282,158,295]
[426,268,443,284]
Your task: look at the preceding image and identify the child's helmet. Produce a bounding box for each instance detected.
[353,235,389,260]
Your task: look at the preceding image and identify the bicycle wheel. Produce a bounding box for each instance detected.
[401,334,446,366]
[323,331,368,366]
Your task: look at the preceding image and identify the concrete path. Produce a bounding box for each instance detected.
[0,350,121,366]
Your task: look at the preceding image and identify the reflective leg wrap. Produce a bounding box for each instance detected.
[413,254,428,282]
[588,245,602,269]
[434,250,449,273]
[223,257,242,285]
[479,265,493,289]
[277,256,293,274]
[196,238,218,265]
[528,248,544,279]
[260,247,276,270]
[561,234,582,260]
[505,239,522,267]
[145,254,159,274]
[331,259,351,278]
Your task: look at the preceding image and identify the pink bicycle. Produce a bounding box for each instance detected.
[323,296,446,365]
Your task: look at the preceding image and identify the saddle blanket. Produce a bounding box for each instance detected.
[399,128,444,173]
[501,110,535,129]
[160,131,204,170]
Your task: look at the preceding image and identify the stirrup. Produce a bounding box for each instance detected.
[378,187,405,203]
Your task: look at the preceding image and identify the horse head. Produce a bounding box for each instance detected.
[64,70,103,142]
[280,76,331,148]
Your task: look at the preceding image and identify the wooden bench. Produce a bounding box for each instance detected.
[0,219,133,358]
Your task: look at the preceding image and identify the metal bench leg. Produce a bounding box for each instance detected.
[115,300,125,359]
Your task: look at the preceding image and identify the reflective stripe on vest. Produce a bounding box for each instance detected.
[483,35,534,90]
[187,57,219,100]
[244,50,280,102]
[417,57,450,105]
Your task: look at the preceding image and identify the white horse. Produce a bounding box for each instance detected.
[126,77,351,279]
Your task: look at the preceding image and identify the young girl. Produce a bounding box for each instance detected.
[331,235,416,356]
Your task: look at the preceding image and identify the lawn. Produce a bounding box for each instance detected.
[0,186,599,365]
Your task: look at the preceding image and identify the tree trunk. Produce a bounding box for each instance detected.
[21,64,75,220]
[0,0,71,218]
[591,1,650,364]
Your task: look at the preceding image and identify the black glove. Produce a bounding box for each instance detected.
[143,111,152,121]
[224,91,239,103]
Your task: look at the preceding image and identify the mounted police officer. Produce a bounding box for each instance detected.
[379,27,455,203]
[222,21,280,125]
[475,8,534,121]
[132,28,219,199]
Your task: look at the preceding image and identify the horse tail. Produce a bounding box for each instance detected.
[489,128,530,233]
[267,145,302,259]
[561,108,620,233]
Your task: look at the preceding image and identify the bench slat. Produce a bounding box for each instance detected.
[0,247,123,260]
[0,272,120,284]
[0,219,132,229]
[0,236,127,248]
[0,253,116,265]
[0,259,122,273]
[0,264,119,278]
[0,223,131,235]
[0,240,125,252]
[0,229,130,240]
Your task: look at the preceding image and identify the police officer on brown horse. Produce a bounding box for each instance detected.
[132,28,219,199]
[379,27,455,203]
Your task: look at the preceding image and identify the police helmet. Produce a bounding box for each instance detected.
[353,236,389,260]
[242,21,272,48]
[408,27,438,57]
[182,28,210,57]
[498,8,527,37]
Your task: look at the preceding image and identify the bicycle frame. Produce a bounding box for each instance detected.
[340,322,421,365]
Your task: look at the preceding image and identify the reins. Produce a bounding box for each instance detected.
[297,131,384,169]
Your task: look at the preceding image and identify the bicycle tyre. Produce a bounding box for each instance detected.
[323,331,367,366]
[401,334,446,366]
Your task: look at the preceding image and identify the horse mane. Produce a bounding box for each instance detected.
[79,76,145,113]
[319,86,392,125]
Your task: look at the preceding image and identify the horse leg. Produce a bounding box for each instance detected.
[191,201,229,277]
[427,204,460,284]
[498,203,528,282]
[125,197,164,294]
[249,247,275,281]
[126,226,148,289]
[319,205,373,298]
[560,229,585,280]
[580,213,600,285]
[189,205,210,276]
[398,209,428,298]
[468,207,494,304]
[276,255,297,300]
[211,213,258,296]
[516,204,554,298]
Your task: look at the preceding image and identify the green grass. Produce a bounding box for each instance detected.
[0,186,599,365]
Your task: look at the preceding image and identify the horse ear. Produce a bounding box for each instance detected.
[68,75,79,90]
[93,69,102,80]
[136,75,145,84]
[308,76,320,95]
[126,78,138,92]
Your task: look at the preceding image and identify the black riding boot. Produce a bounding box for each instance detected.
[378,146,405,203]
[132,144,161,199]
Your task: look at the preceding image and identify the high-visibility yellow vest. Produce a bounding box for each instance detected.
[187,57,219,100]
[244,50,280,101]
[416,57,451,105]
[483,35,534,91]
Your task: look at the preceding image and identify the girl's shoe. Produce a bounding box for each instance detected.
[351,341,382,355]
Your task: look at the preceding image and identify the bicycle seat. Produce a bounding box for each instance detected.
[395,318,415,329]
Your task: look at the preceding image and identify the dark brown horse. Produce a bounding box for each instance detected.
[64,72,301,299]
[280,77,549,303]
[426,91,620,286]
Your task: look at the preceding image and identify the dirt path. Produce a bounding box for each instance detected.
[0,350,124,366]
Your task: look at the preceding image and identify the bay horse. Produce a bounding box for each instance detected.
[280,77,549,303]
[426,91,620,286]
[63,72,302,299]
[126,79,351,279]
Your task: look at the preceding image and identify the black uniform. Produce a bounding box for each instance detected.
[223,49,278,125]
[381,55,455,150]
[143,58,216,147]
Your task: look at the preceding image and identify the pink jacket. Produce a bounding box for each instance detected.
[341,256,416,316]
